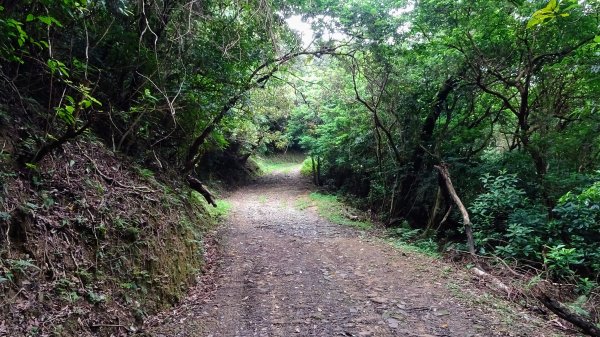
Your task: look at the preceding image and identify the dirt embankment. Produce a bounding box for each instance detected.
[1,141,215,337]
[148,167,565,337]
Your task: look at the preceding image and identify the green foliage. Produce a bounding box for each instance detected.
[84,288,106,304]
[468,174,600,278]
[300,157,313,176]
[136,167,155,179]
[54,278,79,302]
[550,180,600,275]
[544,244,584,277]
[3,258,40,279]
[566,295,592,319]
[576,278,598,296]
[386,222,440,257]
[471,171,527,251]
[190,190,231,221]
[495,208,546,260]
[527,0,578,28]
[387,237,440,258]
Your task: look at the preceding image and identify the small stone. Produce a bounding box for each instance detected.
[370,297,388,304]
[387,318,400,328]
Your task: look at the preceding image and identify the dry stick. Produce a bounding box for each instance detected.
[435,205,452,232]
[91,324,129,329]
[433,163,476,256]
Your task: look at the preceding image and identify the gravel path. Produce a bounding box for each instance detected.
[148,167,560,337]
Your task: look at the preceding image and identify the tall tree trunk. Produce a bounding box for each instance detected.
[395,77,458,218]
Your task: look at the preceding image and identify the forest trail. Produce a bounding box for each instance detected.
[148,166,556,337]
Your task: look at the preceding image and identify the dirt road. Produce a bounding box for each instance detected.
[149,167,559,337]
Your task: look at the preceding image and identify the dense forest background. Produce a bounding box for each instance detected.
[0,0,599,335]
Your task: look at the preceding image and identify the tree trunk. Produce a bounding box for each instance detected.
[316,156,322,186]
[183,94,242,173]
[396,77,459,217]
[434,163,475,255]
[538,293,600,337]
[311,155,321,186]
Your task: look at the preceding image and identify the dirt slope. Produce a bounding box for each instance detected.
[148,167,563,337]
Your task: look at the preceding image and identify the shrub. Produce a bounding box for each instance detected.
[300,157,313,176]
[470,170,527,252]
[550,181,600,276]
[495,207,547,261]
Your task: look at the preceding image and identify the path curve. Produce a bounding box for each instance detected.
[150,167,557,337]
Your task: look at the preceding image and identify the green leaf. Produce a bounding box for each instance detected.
[26,14,35,22]
[37,16,52,25]
[37,16,63,27]
[594,36,600,43]
[562,4,579,12]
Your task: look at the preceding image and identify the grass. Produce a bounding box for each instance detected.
[384,225,441,257]
[445,280,533,333]
[295,197,312,210]
[298,192,440,256]
[208,199,232,220]
[253,153,305,175]
[305,192,372,230]
[384,237,440,257]
[190,191,232,221]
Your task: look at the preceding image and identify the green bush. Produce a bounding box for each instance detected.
[550,181,600,275]
[495,207,547,260]
[470,171,600,279]
[470,171,527,251]
[300,157,313,176]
